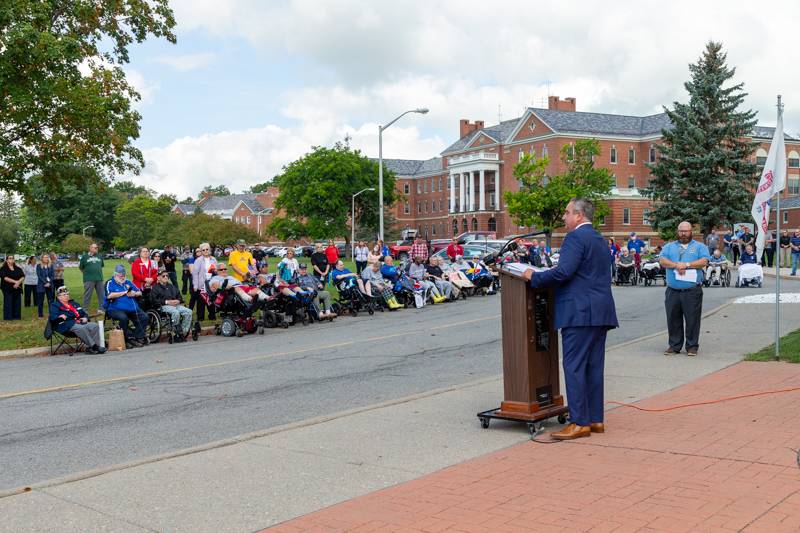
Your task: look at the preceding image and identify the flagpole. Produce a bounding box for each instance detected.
[775,95,783,361]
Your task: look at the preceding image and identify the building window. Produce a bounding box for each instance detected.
[784,212,790,224]
[438,177,443,191]
[542,145,548,159]
[518,150,524,162]
[471,218,478,231]
[649,145,656,163]
[246,216,251,224]
[643,209,651,226]
[423,181,427,194]
[452,220,458,235]
[258,216,262,224]
[404,202,410,214]
[610,146,617,164]
[599,215,606,226]
[789,176,800,195]
[628,176,636,189]
[404,183,410,195]
[489,195,495,208]
[424,201,428,213]
[628,148,635,165]
[462,219,468,232]
[756,148,767,166]
[432,224,436,236]
[529,147,536,159]
[542,175,549,186]
[417,202,421,214]
[488,217,496,232]
[789,151,800,168]
[623,208,630,225]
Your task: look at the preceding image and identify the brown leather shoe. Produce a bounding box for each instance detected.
[590,423,605,433]
[551,423,590,440]
[664,347,679,355]
[686,347,698,356]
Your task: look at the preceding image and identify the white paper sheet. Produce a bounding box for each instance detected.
[502,262,549,276]
[675,269,697,283]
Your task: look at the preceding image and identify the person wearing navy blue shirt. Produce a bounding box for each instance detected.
[739,244,757,265]
[659,221,711,356]
[524,198,618,441]
[627,232,646,268]
[105,264,148,348]
[790,230,800,276]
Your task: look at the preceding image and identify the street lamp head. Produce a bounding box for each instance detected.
[415,108,429,114]
[367,187,376,191]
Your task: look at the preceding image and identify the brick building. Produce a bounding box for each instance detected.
[171,188,280,237]
[385,96,800,246]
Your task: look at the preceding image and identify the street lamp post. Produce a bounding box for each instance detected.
[378,108,429,241]
[82,225,94,237]
[352,188,376,259]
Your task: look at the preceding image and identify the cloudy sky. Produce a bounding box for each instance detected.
[124,0,799,199]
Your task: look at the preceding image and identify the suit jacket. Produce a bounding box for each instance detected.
[530,224,619,330]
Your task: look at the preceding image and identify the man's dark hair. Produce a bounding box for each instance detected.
[570,198,595,222]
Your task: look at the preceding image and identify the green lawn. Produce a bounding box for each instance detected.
[745,328,800,363]
[0,256,357,351]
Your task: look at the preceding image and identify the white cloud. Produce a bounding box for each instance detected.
[153,52,217,72]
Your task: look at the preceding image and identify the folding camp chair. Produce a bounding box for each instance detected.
[44,320,85,356]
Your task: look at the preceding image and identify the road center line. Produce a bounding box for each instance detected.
[0,315,499,401]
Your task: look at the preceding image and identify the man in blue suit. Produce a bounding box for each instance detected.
[524,198,619,440]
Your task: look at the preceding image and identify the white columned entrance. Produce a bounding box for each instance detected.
[459,173,465,213]
[494,170,500,211]
[468,171,474,211]
[449,173,455,213]
[479,170,486,211]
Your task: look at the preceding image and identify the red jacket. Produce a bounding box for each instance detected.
[131,258,158,290]
[446,243,463,260]
[325,246,339,265]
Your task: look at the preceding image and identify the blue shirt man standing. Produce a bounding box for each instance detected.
[524,198,618,441]
[659,221,711,356]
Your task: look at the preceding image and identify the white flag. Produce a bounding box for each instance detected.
[751,109,787,262]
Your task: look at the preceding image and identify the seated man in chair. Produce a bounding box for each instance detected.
[105,264,149,348]
[49,286,106,354]
[705,249,728,285]
[151,268,193,341]
[616,248,635,283]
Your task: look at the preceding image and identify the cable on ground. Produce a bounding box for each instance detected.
[606,385,800,412]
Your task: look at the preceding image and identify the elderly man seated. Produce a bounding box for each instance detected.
[151,268,193,341]
[331,260,371,295]
[616,248,635,283]
[105,264,148,348]
[425,256,454,300]
[705,249,728,285]
[208,263,267,306]
[361,260,402,309]
[296,263,337,318]
[49,286,107,354]
[408,256,446,303]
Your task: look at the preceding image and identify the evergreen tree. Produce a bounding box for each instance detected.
[643,41,759,238]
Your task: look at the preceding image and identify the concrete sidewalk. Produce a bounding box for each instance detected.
[269,361,800,532]
[1,298,798,532]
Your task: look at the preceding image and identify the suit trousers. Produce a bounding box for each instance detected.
[665,286,703,351]
[560,326,607,427]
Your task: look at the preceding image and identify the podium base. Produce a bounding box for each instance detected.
[477,404,569,439]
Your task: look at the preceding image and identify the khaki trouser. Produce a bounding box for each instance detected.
[780,247,792,268]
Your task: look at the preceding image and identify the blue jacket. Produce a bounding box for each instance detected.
[530,224,619,330]
[36,264,55,293]
[49,299,89,334]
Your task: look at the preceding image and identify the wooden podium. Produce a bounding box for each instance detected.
[478,269,568,437]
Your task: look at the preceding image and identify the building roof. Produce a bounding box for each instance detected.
[779,196,800,209]
[173,203,195,214]
[176,193,277,216]
[752,126,797,141]
[379,157,443,178]
[441,119,518,154]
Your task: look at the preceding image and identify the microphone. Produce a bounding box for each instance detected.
[497,231,550,257]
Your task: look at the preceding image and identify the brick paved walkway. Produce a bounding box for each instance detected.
[265,362,800,532]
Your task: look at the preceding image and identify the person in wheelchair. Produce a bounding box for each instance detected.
[331,260,371,296]
[105,264,148,348]
[704,249,728,286]
[408,256,446,303]
[296,263,337,318]
[616,248,635,284]
[151,268,193,341]
[208,264,268,310]
[49,286,106,354]
[362,260,402,309]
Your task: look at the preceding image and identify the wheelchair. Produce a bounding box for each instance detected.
[703,265,731,287]
[614,264,638,286]
[145,307,200,343]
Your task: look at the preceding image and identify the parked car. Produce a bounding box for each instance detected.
[430,245,497,265]
[454,231,496,244]
[272,247,288,258]
[429,239,451,253]
[389,240,413,261]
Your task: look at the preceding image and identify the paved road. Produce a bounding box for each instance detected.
[1,276,797,491]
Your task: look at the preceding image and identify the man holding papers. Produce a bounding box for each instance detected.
[523,198,618,440]
[659,221,711,357]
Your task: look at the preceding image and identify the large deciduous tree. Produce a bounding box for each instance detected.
[505,139,614,246]
[0,0,176,196]
[643,41,759,238]
[113,194,173,249]
[268,142,396,244]
[0,193,20,252]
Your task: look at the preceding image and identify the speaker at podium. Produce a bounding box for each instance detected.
[477,266,569,438]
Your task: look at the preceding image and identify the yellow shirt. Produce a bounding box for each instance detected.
[228,250,254,281]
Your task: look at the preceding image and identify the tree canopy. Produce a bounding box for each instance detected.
[200,184,231,197]
[643,41,759,238]
[505,139,614,244]
[268,142,396,242]
[113,194,174,249]
[0,0,176,197]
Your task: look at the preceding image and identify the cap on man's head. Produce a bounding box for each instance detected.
[158,267,167,275]
[236,239,246,245]
[298,263,307,269]
[56,286,70,295]
[114,265,126,275]
[630,232,636,237]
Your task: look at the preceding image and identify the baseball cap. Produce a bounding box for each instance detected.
[629,232,636,237]
[56,286,70,295]
[236,239,246,245]
[114,265,126,275]
[298,263,308,269]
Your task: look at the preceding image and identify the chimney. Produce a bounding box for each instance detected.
[459,119,485,138]
[548,96,576,112]
[197,191,212,206]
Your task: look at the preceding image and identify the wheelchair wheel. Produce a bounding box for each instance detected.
[220,318,237,337]
[330,302,342,316]
[723,269,731,287]
[146,310,161,343]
